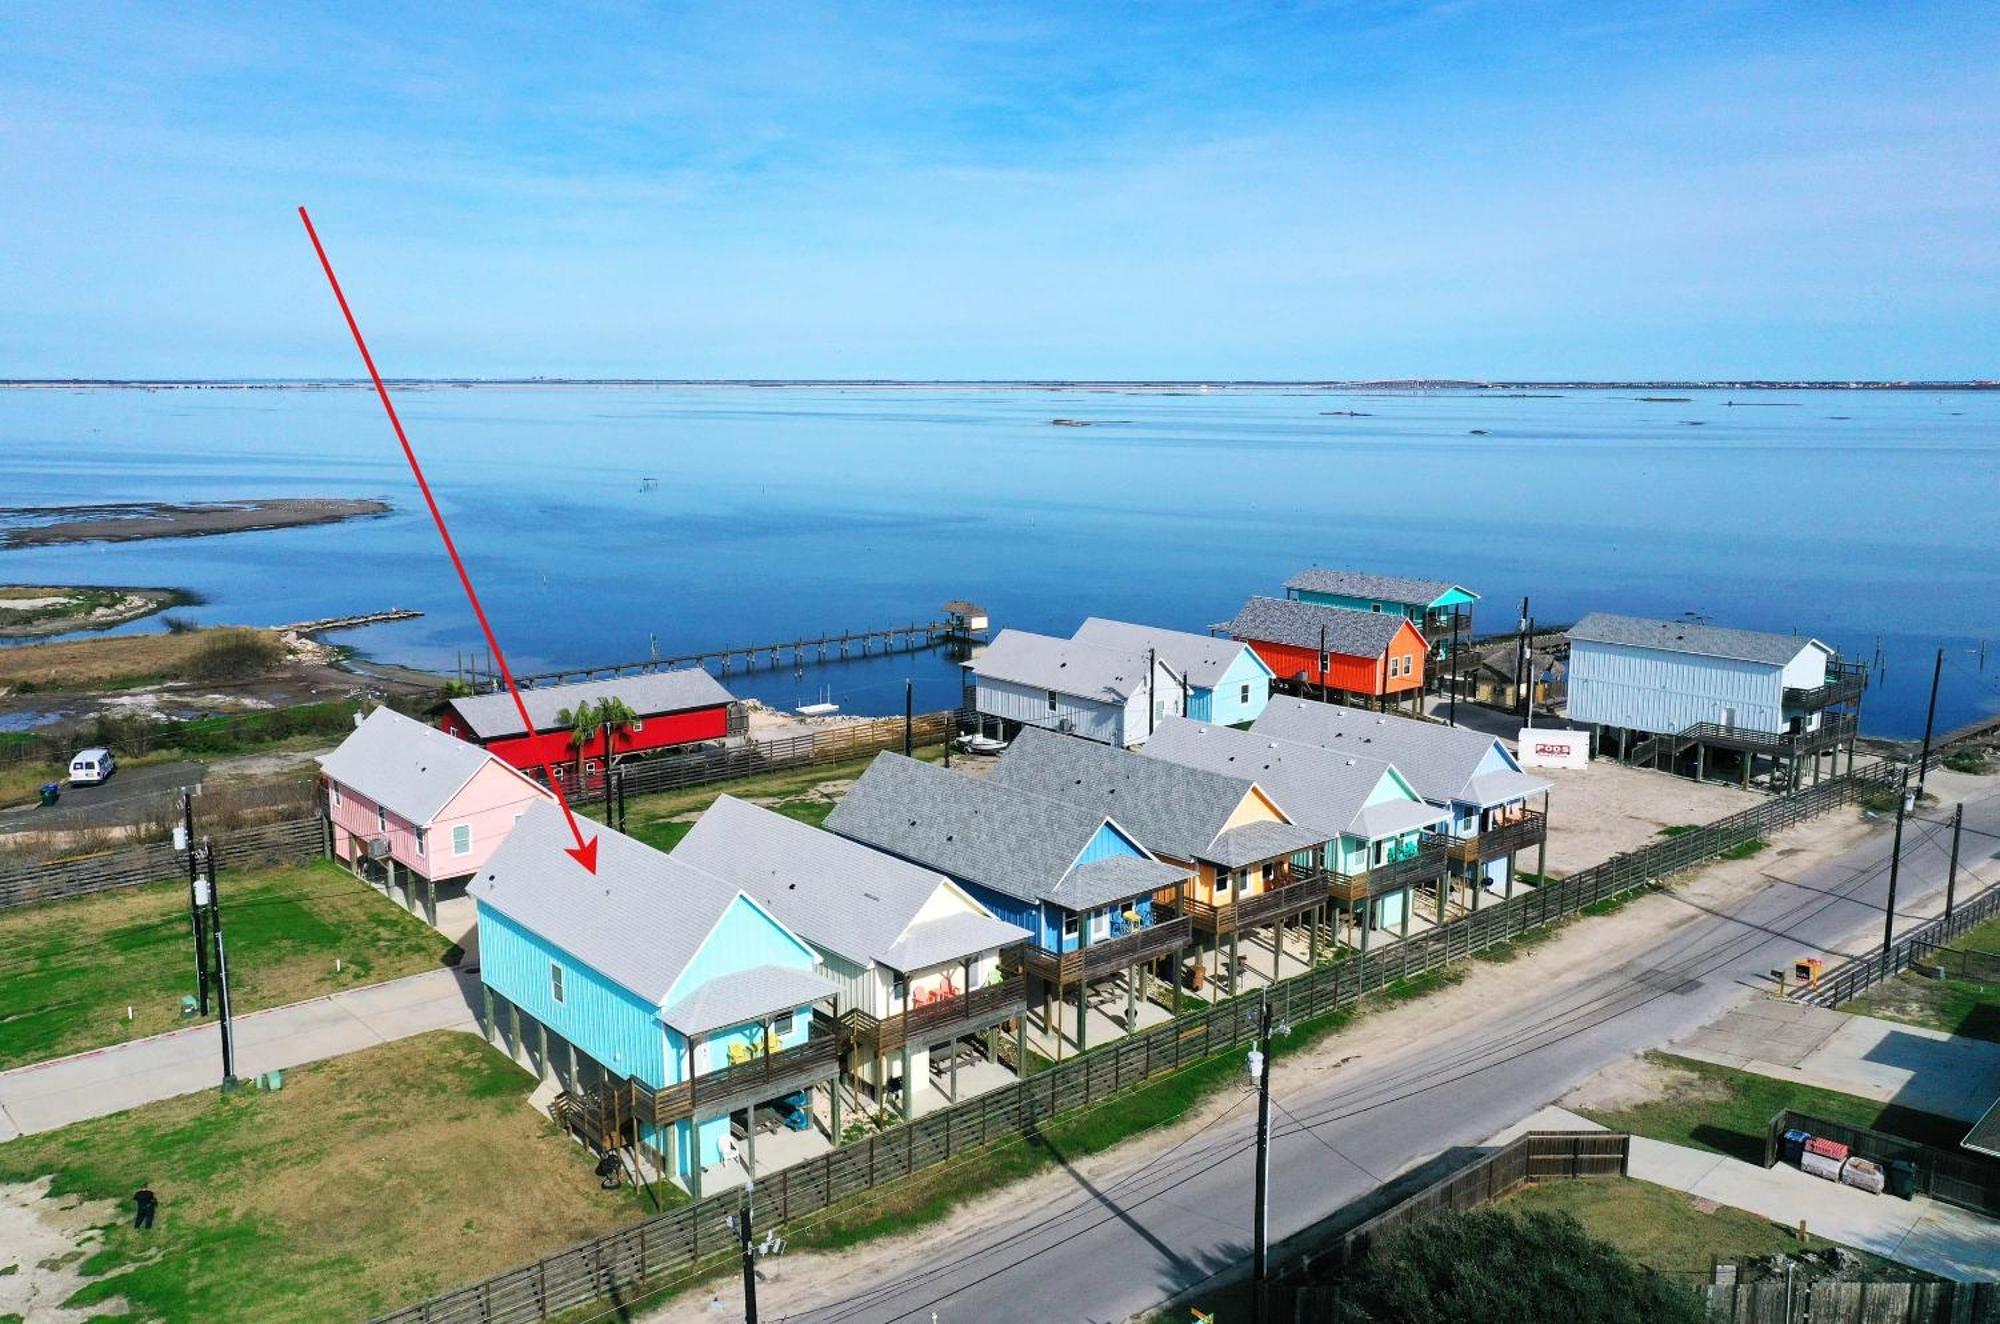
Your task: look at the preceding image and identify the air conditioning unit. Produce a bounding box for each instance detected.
[366,836,392,860]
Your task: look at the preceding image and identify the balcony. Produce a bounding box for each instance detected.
[840,976,1028,1060]
[1423,609,1474,642]
[1680,713,1857,757]
[1326,834,1449,902]
[1446,811,1547,866]
[635,1011,843,1128]
[1176,873,1328,934]
[1785,662,1867,713]
[1018,914,1194,987]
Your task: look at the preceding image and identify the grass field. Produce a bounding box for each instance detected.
[0,1032,645,1322]
[1577,1053,1968,1165]
[0,860,456,1070]
[0,625,281,692]
[1843,911,2000,1043]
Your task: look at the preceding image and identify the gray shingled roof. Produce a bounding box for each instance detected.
[673,796,1029,973]
[1139,717,1445,841]
[1251,698,1549,808]
[989,726,1324,866]
[470,802,824,1029]
[659,964,838,1037]
[1567,612,1826,667]
[1072,618,1264,690]
[881,912,1031,974]
[1282,568,1474,606]
[319,706,533,825]
[826,753,1186,909]
[966,628,1172,703]
[447,667,735,740]
[1226,596,1417,657]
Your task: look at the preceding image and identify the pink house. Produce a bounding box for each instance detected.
[319,706,552,922]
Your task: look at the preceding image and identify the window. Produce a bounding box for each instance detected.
[891,974,907,1005]
[631,718,645,732]
[330,785,342,808]
[552,765,566,779]
[1062,912,1079,943]
[414,829,426,857]
[1047,691,1059,714]
[452,824,472,856]
[1371,603,1383,613]
[1240,683,1251,704]
[1215,869,1234,896]
[1261,861,1277,884]
[771,1011,795,1037]
[549,963,566,1005]
[584,759,598,774]
[376,806,386,833]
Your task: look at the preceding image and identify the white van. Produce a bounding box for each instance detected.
[68,747,117,785]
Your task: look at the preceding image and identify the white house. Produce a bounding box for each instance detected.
[1071,617,1275,726]
[964,628,1183,747]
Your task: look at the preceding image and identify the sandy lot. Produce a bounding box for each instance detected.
[1537,759,1764,875]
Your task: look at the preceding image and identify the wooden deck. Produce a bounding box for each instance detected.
[635,1013,843,1128]
[841,979,1027,1060]
[1326,836,1450,902]
[1177,874,1327,934]
[1017,915,1195,986]
[1445,811,1546,866]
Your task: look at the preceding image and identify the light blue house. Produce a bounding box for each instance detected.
[827,752,1192,1053]
[1251,697,1552,894]
[1072,617,1274,726]
[472,801,840,1194]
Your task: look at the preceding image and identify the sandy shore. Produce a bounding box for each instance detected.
[0,497,389,548]
[0,584,192,639]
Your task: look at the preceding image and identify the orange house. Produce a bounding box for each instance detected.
[1224,596,1428,710]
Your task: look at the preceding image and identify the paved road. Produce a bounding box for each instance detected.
[0,967,478,1140]
[0,759,204,833]
[772,788,2000,1323]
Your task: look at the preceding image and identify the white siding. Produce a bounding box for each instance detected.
[1780,642,1832,692]
[974,673,1127,743]
[1567,639,1786,735]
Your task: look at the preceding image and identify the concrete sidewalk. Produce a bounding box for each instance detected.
[1502,1106,2000,1282]
[1669,999,2000,1124]
[0,967,480,1141]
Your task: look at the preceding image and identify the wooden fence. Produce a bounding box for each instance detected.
[368,757,1911,1324]
[1701,1271,1999,1323]
[0,813,323,910]
[1763,1109,2000,1217]
[609,708,962,797]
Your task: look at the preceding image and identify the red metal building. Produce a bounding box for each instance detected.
[437,668,737,786]
[1223,596,1428,711]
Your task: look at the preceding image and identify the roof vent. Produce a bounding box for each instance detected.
[1345,758,1355,766]
[862,891,880,902]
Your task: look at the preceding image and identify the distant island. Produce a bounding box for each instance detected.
[0,498,391,549]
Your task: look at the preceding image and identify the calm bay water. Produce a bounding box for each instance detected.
[3,384,1996,737]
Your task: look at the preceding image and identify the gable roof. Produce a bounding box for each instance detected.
[470,802,818,1014]
[1225,596,1419,657]
[1283,569,1476,606]
[1072,618,1270,690]
[447,667,735,741]
[1140,718,1446,841]
[966,628,1174,704]
[1251,698,1550,808]
[989,726,1323,867]
[1566,613,1828,668]
[319,705,540,826]
[674,796,1029,972]
[659,964,839,1037]
[826,753,1186,909]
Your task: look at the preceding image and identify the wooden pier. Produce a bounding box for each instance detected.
[278,609,423,634]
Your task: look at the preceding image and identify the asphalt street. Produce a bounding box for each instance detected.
[774,787,2000,1324]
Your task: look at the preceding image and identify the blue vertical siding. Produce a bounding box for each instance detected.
[1075,820,1147,866]
[1207,649,1274,725]
[477,902,667,1086]
[1187,688,1215,722]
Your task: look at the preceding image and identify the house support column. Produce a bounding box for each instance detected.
[686,1126,702,1200]
[1357,901,1371,983]
[950,1038,960,1101]
[1015,1012,1029,1078]
[424,878,437,928]
[744,1107,756,1178]
[536,1020,550,1082]
[509,1001,523,1067]
[1695,742,1706,784]
[1124,965,1138,1032]
[480,983,494,1045]
[1308,904,1321,966]
[1399,886,1412,941]
[1741,749,1752,790]
[1536,792,1549,884]
[1074,977,1089,1054]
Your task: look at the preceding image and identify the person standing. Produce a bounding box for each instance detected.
[133,1187,158,1230]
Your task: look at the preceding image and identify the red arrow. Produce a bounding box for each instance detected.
[298,206,600,874]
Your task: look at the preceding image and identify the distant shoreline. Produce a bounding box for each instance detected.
[1,379,1994,392]
[0,498,391,549]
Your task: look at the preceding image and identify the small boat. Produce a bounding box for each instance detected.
[795,686,840,717]
[955,732,1008,755]
[1468,429,1488,436]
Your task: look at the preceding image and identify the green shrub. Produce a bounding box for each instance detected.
[180,629,286,681]
[1943,748,1991,775]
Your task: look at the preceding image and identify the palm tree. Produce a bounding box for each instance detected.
[593,697,639,822]
[556,701,601,788]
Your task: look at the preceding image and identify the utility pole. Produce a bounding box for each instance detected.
[1514,597,1531,723]
[1250,997,1274,1324]
[1945,802,1962,919]
[905,679,914,756]
[1881,769,1913,977]
[738,1181,759,1324]
[1447,610,1460,727]
[180,789,210,1015]
[1148,649,1158,737]
[201,838,239,1090]
[1916,647,1943,796]
[615,767,628,836]
[1317,626,1329,705]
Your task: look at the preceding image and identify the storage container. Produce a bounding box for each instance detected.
[1839,1157,1885,1194]
[1800,1150,1844,1182]
[1885,1159,1919,1199]
[1781,1129,1812,1165]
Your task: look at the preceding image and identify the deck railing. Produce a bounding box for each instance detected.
[1176,873,1328,933]
[1679,712,1856,756]
[840,977,1028,1060]
[1446,811,1546,866]
[1785,661,1868,713]
[1016,914,1195,986]
[1326,835,1449,901]
[634,1012,842,1127]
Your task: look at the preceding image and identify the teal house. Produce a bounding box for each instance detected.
[1072,617,1274,726]
[472,801,840,1195]
[1284,568,1479,661]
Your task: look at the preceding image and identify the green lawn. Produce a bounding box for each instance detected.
[0,860,457,1070]
[606,752,936,853]
[1577,1053,1968,1165]
[0,1032,646,1323]
[1843,917,2000,1043]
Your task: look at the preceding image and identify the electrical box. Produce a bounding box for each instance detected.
[193,877,212,907]
[172,824,189,852]
[1793,957,1823,989]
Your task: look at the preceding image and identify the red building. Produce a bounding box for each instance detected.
[437,668,737,787]
[1224,596,1428,712]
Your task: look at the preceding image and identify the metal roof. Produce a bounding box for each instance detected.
[1283,568,1475,606]
[674,795,1029,972]
[318,706,536,826]
[965,628,1174,703]
[880,911,1034,975]
[826,753,1185,909]
[1072,618,1265,690]
[1252,697,1550,808]
[1965,1092,2000,1159]
[447,667,735,740]
[470,801,759,1007]
[1139,717,1444,841]
[1567,612,1828,667]
[1225,596,1416,657]
[989,726,1322,866]
[659,964,839,1037]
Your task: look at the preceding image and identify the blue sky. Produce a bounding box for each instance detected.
[1,2,1994,378]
